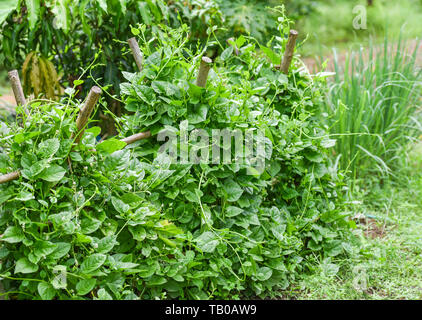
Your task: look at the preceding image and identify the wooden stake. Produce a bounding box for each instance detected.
[8,70,28,117]
[0,171,20,184]
[196,56,213,88]
[128,37,143,72]
[280,30,299,74]
[121,131,151,145]
[8,70,26,106]
[74,86,102,144]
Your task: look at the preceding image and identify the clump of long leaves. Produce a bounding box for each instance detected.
[324,36,422,179]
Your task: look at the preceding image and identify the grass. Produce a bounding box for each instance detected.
[322,35,422,180]
[287,142,422,299]
[297,0,422,57]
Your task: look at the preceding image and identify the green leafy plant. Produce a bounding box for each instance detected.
[115,23,355,298]
[0,18,355,300]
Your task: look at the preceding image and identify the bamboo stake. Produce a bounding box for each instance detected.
[8,70,26,107]
[0,131,151,185]
[0,171,20,184]
[121,131,151,144]
[128,37,143,72]
[73,86,102,144]
[196,56,213,88]
[280,30,299,74]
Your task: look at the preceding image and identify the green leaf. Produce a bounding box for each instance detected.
[260,45,281,65]
[76,278,96,295]
[1,226,25,243]
[222,178,243,202]
[271,224,286,241]
[15,190,35,201]
[152,81,180,97]
[0,192,12,206]
[78,0,91,36]
[304,150,324,163]
[97,0,107,12]
[236,35,245,48]
[220,46,233,61]
[0,0,19,25]
[111,196,130,214]
[81,218,102,234]
[225,206,243,217]
[321,139,336,148]
[187,104,208,124]
[118,0,126,13]
[138,2,152,25]
[134,84,156,105]
[38,138,60,159]
[50,242,71,259]
[129,225,146,241]
[73,79,84,86]
[39,165,66,182]
[94,236,117,254]
[51,0,70,32]
[37,282,56,300]
[256,266,272,281]
[26,0,40,29]
[80,254,106,274]
[86,126,102,137]
[21,159,48,179]
[15,257,38,274]
[69,152,83,162]
[196,231,219,253]
[33,240,57,258]
[97,138,127,154]
[97,288,113,300]
[14,131,40,144]
[148,275,167,286]
[322,263,340,277]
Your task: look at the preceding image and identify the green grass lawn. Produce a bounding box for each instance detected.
[287,143,422,299]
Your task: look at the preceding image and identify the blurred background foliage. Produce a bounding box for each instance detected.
[1,0,421,98]
[0,0,317,97]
